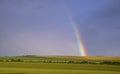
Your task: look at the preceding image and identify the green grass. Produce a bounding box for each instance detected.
[0,56,120,74]
[0,62,120,74]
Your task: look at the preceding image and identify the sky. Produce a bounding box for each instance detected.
[0,0,120,56]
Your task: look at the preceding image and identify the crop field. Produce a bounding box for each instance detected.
[0,56,120,74]
[0,62,120,74]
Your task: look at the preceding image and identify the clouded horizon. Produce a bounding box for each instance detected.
[0,0,120,56]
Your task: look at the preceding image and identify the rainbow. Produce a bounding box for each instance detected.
[71,19,87,56]
[64,4,87,56]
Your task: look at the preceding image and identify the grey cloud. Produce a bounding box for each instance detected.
[91,0,120,20]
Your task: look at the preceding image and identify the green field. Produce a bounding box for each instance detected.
[0,56,120,74]
[0,62,120,74]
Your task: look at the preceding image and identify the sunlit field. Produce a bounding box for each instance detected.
[0,62,120,74]
[0,56,120,74]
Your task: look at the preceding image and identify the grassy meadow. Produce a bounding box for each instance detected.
[0,56,120,74]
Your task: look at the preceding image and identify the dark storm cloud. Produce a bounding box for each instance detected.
[92,0,120,20]
[70,0,120,56]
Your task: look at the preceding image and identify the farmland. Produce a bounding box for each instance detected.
[0,56,120,74]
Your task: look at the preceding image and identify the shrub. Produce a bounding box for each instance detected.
[80,60,88,64]
[10,59,23,62]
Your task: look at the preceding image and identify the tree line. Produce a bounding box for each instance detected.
[0,59,120,65]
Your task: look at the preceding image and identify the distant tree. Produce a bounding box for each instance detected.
[17,59,23,62]
[11,58,15,62]
[80,60,88,64]
[6,60,9,62]
[112,61,120,65]
[68,60,74,64]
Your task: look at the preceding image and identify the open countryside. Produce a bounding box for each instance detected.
[0,56,120,74]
